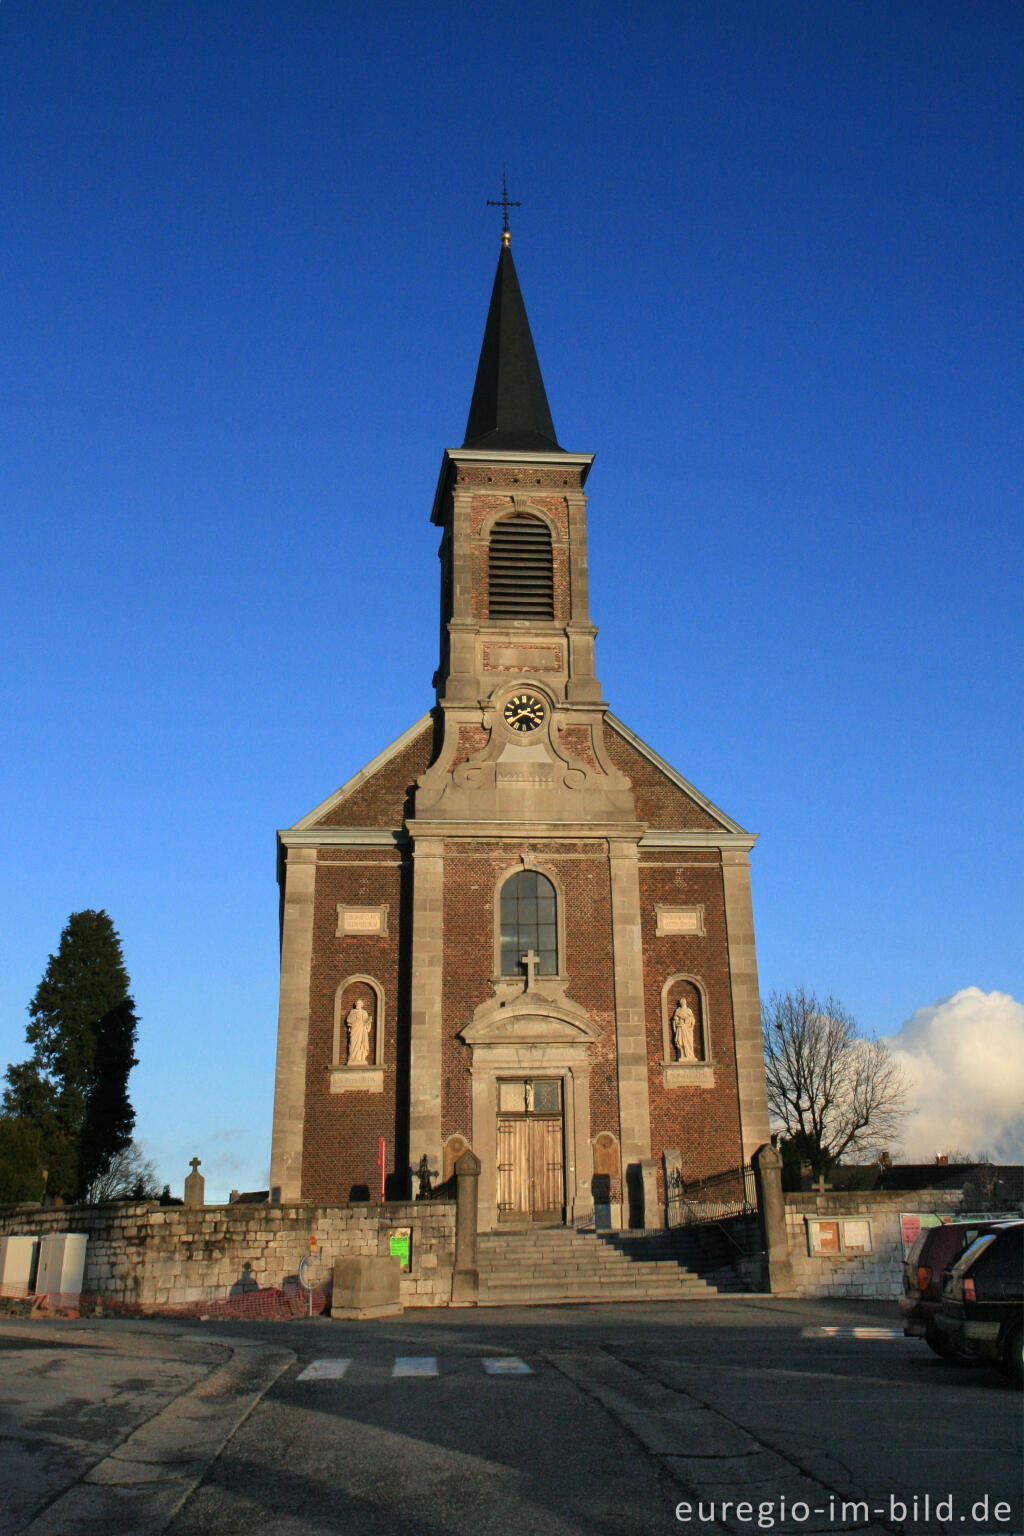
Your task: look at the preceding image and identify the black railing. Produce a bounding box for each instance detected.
[666,1163,758,1228]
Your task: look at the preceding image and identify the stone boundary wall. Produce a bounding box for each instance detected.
[783,1188,965,1299]
[0,1200,456,1311]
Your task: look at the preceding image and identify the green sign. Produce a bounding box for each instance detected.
[389,1228,412,1272]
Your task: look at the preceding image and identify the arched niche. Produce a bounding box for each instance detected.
[660,974,716,1089]
[330,975,385,1093]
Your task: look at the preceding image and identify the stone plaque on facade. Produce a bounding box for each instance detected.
[655,906,705,937]
[482,644,562,673]
[337,905,388,937]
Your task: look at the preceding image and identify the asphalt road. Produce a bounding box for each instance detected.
[2,1297,1020,1536]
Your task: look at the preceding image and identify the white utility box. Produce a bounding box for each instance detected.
[0,1235,39,1297]
[35,1233,88,1297]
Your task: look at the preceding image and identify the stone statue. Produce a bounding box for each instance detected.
[524,1080,535,1112]
[416,1154,434,1199]
[346,996,372,1066]
[671,997,697,1060]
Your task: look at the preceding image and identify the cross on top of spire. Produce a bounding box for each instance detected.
[487,167,521,246]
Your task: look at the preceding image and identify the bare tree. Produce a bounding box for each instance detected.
[762,988,909,1173]
[84,1140,160,1203]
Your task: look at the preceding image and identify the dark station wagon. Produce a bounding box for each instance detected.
[936,1222,1023,1385]
[900,1220,1003,1362]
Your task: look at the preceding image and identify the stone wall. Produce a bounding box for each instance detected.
[0,1200,456,1311]
[783,1188,965,1299]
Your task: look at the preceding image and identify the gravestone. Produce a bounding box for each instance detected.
[184,1156,205,1208]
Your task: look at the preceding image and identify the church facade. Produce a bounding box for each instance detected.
[269,237,770,1231]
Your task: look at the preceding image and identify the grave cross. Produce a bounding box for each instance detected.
[812,1172,830,1194]
[520,949,539,991]
[189,1157,201,1176]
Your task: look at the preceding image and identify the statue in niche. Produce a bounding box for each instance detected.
[346,995,372,1066]
[524,1081,535,1112]
[671,997,698,1061]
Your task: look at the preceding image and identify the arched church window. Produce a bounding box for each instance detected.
[488,515,554,620]
[499,870,558,976]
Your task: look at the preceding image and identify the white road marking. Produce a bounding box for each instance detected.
[297,1355,537,1380]
[392,1356,439,1377]
[296,1358,352,1380]
[800,1326,909,1340]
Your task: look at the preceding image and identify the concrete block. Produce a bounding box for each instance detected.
[331,1255,403,1319]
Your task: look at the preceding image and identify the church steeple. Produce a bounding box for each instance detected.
[463,243,561,452]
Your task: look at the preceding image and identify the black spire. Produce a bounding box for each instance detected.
[463,243,561,452]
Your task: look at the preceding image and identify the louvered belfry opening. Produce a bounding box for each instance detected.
[488,515,554,621]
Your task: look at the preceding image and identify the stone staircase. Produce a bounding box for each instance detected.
[477,1225,758,1306]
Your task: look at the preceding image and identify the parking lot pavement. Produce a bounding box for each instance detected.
[0,1319,292,1536]
[2,1299,1020,1536]
[165,1297,1021,1536]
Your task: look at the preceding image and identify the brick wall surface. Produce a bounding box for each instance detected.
[0,1201,456,1310]
[468,493,571,624]
[302,851,410,1202]
[456,466,585,494]
[639,853,744,1199]
[313,725,434,828]
[604,726,725,830]
[438,842,621,1148]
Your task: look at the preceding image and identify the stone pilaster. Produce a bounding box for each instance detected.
[408,837,445,1171]
[269,846,317,1202]
[608,838,653,1222]
[722,849,771,1161]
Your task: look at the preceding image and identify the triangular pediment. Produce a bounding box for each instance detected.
[605,713,749,835]
[290,714,434,830]
[460,989,602,1046]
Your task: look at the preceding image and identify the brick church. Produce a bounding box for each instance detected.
[269,233,770,1231]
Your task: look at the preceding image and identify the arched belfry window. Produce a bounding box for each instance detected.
[500,870,558,976]
[488,515,554,621]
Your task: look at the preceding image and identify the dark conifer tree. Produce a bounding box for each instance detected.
[2,910,139,1201]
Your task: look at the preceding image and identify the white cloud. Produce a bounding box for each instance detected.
[883,988,1024,1163]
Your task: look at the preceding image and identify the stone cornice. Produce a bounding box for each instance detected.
[432,448,595,524]
[639,830,758,851]
[405,818,647,842]
[279,828,407,849]
[278,826,755,852]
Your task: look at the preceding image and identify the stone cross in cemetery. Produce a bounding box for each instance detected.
[184,1156,205,1208]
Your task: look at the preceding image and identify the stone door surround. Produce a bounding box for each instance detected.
[459,993,600,1233]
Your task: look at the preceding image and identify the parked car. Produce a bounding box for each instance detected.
[935,1221,1023,1385]
[900,1220,1003,1362]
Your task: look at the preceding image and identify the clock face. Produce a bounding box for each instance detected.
[503,692,545,733]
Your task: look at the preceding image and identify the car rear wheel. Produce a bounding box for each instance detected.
[925,1324,976,1366]
[1000,1324,1022,1388]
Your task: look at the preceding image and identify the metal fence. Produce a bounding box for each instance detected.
[666,1163,758,1228]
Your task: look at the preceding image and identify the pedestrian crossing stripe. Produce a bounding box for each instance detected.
[392,1356,438,1377]
[297,1358,352,1380]
[296,1355,533,1379]
[800,1326,908,1340]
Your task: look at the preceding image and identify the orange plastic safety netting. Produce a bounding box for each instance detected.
[22,1283,329,1321]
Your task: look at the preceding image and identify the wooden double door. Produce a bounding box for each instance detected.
[496,1079,565,1223]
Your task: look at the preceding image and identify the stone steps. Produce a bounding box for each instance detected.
[476,1226,750,1306]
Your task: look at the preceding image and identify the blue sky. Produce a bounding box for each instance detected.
[2,2,1021,1198]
